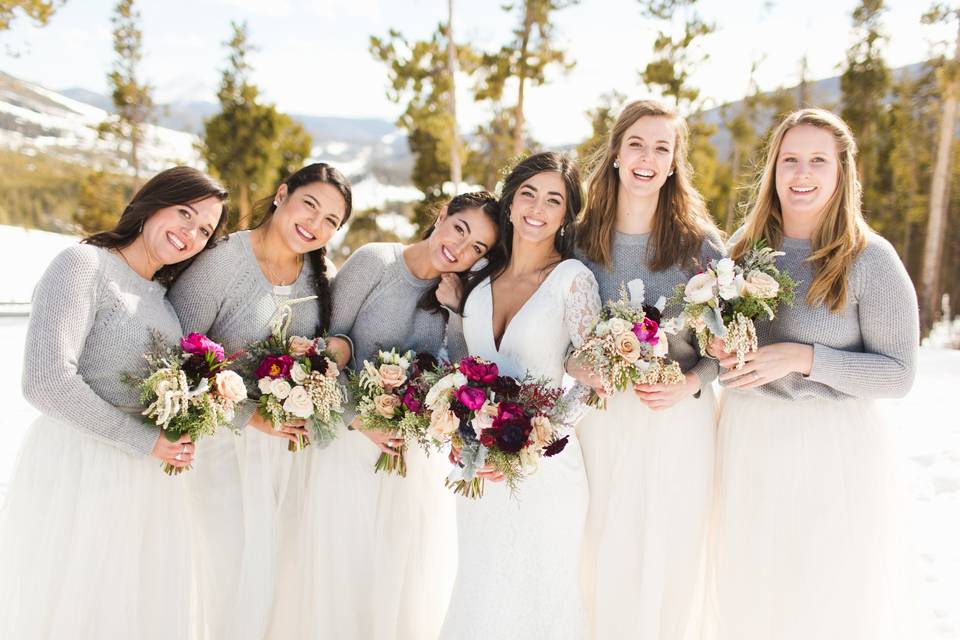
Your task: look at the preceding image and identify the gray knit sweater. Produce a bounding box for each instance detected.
[21,244,181,456]
[576,229,725,388]
[731,231,919,401]
[330,243,445,369]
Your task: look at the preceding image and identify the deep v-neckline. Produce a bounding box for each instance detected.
[488,262,567,352]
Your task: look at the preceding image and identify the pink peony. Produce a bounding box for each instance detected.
[455,385,487,411]
[181,333,225,362]
[459,357,499,384]
[255,355,294,379]
[631,317,661,346]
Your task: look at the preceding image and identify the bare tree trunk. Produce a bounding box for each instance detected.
[446,0,461,194]
[238,183,251,230]
[921,15,960,330]
[725,143,741,235]
[512,1,534,158]
[798,54,810,108]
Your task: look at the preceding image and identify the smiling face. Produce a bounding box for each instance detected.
[616,115,676,198]
[427,206,497,273]
[508,171,567,244]
[141,196,222,266]
[273,181,347,254]
[775,124,840,224]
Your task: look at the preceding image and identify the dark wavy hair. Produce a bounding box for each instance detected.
[416,190,500,316]
[464,152,583,303]
[251,163,353,334]
[83,166,229,286]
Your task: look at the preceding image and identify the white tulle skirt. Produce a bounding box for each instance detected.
[0,415,196,640]
[187,421,309,640]
[703,391,911,640]
[267,428,457,640]
[577,386,717,640]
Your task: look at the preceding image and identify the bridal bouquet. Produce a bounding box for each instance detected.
[424,356,569,498]
[671,243,796,369]
[571,279,684,409]
[128,332,247,475]
[347,348,437,477]
[243,332,345,452]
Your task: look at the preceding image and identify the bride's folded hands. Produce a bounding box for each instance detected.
[247,411,310,445]
[634,371,701,410]
[718,342,814,389]
[563,353,608,399]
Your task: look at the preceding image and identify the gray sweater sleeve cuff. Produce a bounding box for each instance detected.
[689,356,719,390]
[119,416,162,457]
[807,342,844,387]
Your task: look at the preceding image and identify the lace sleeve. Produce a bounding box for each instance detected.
[563,268,602,348]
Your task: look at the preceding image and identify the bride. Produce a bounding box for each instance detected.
[441,151,601,639]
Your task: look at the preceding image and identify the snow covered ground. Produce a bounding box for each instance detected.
[0,224,957,637]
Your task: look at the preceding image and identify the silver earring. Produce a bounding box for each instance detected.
[613,159,620,169]
[273,200,279,207]
[139,220,144,233]
[668,170,674,177]
[560,225,566,237]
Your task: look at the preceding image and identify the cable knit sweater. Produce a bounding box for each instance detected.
[21,244,181,456]
[730,230,919,401]
[576,229,725,389]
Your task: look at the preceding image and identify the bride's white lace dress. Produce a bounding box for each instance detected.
[440,259,601,640]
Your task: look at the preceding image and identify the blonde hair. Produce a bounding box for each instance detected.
[577,99,717,270]
[731,108,868,312]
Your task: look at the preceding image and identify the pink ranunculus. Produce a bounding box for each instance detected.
[454,385,487,411]
[631,317,661,346]
[458,357,499,384]
[181,333,225,362]
[255,355,294,380]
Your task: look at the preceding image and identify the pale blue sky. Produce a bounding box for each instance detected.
[0,0,948,145]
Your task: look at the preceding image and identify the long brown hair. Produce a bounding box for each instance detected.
[251,163,353,333]
[83,166,229,286]
[577,99,716,271]
[730,108,867,312]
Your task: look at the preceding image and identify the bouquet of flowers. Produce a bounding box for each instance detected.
[244,332,345,452]
[671,243,796,369]
[128,332,247,475]
[424,356,569,498]
[571,279,684,409]
[347,348,438,477]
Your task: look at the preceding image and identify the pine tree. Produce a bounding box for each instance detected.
[576,91,626,163]
[0,0,64,30]
[98,0,153,183]
[475,0,579,157]
[74,170,128,233]
[370,23,474,231]
[921,3,960,329]
[202,22,311,230]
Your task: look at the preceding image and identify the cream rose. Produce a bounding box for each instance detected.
[282,385,314,419]
[378,363,407,390]
[290,362,308,384]
[651,329,669,357]
[684,272,717,304]
[530,415,553,448]
[214,370,247,403]
[288,336,315,357]
[742,270,780,299]
[429,409,459,442]
[374,393,401,418]
[614,331,643,363]
[607,317,631,336]
[270,379,292,400]
[257,377,274,395]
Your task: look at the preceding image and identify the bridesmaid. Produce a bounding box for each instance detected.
[708,108,918,639]
[571,99,723,639]
[268,191,500,639]
[0,167,226,639]
[168,163,352,640]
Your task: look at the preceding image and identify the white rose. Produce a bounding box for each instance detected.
[651,329,669,357]
[290,362,308,384]
[270,379,292,400]
[742,270,780,299]
[718,273,745,301]
[257,377,274,395]
[282,385,314,419]
[715,258,736,286]
[684,272,717,304]
[607,317,631,336]
[214,370,248,403]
